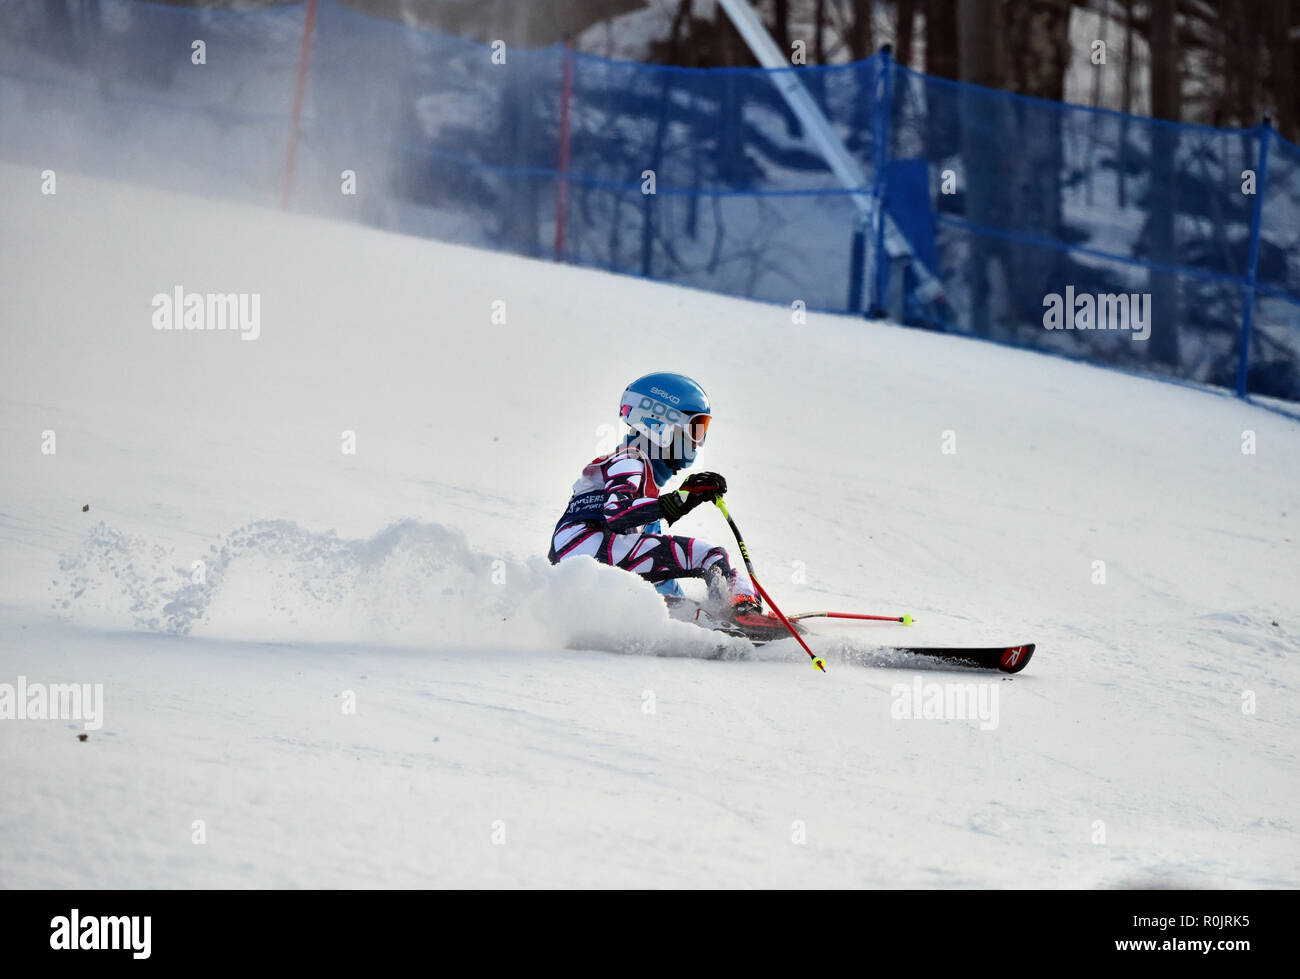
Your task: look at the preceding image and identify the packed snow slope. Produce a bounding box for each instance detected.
[1,164,1297,888]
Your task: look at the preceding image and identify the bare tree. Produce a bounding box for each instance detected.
[923,0,960,79]
[848,0,875,60]
[895,0,916,68]
[814,0,828,63]
[956,0,1004,336]
[1269,0,1297,140]
[1146,0,1181,367]
[772,0,792,52]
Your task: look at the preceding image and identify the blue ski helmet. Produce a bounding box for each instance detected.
[619,372,712,472]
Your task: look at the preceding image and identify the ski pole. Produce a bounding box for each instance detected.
[790,611,914,625]
[713,496,826,673]
[713,495,760,607]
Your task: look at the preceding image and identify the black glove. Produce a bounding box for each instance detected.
[658,472,726,525]
[681,472,727,497]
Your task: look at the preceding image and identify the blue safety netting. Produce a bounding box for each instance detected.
[1251,135,1300,399]
[1,0,1296,400]
[884,64,1300,397]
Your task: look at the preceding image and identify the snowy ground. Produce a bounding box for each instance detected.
[1,164,1297,888]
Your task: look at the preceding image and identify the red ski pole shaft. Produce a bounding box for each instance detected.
[713,497,825,672]
[790,611,914,624]
[749,577,826,672]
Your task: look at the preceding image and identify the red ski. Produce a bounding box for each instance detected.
[872,642,1036,674]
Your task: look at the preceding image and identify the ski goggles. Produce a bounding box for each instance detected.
[686,412,711,446]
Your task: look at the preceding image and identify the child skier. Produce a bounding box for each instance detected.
[548,372,775,627]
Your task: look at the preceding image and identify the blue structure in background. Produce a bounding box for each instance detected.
[1,0,1297,401]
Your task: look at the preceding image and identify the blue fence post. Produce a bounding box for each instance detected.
[867,45,893,317]
[1236,117,1272,399]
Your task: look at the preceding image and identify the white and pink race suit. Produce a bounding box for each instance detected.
[548,443,755,600]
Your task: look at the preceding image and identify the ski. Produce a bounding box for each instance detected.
[666,596,1035,673]
[875,643,1035,674]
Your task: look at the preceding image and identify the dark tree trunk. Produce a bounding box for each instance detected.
[1268,0,1297,141]
[1147,0,1181,367]
[849,0,874,61]
[923,0,959,80]
[715,1,739,66]
[957,0,1004,337]
[920,0,960,178]
[1149,0,1181,124]
[1002,0,1070,343]
[814,0,827,64]
[846,0,876,154]
[896,0,916,69]
[1119,0,1134,207]
[772,0,791,54]
[957,0,1002,88]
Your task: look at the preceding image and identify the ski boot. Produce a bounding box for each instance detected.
[726,594,793,643]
